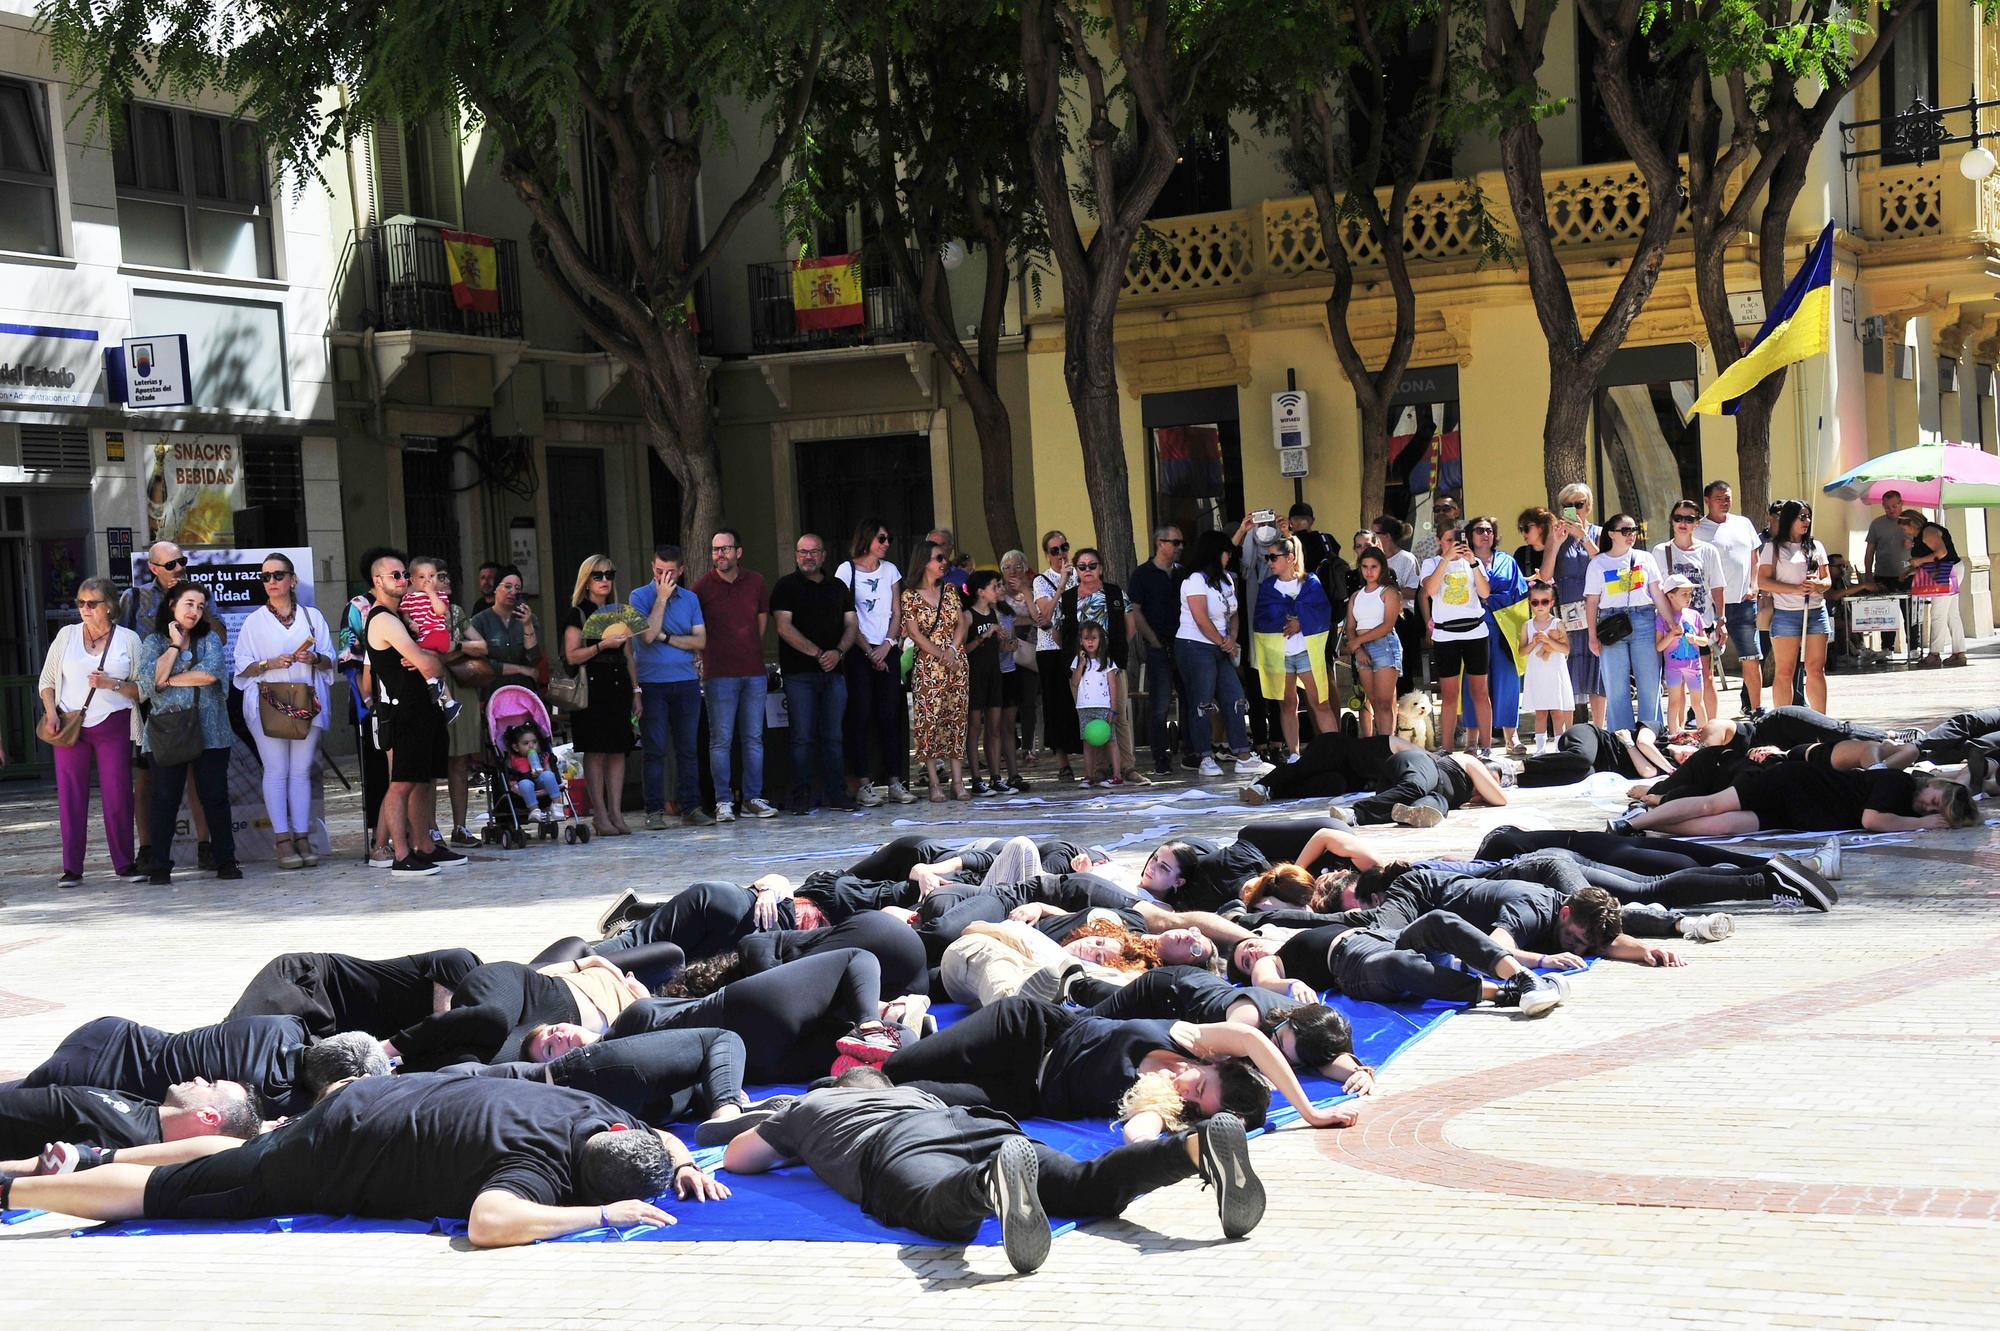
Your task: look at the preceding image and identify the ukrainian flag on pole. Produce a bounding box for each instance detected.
[1690,220,1835,416]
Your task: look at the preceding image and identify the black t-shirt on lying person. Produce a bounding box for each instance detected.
[265,1073,620,1218]
[1174,836,1272,912]
[1732,763,1921,833]
[25,1015,310,1116]
[0,1086,162,1157]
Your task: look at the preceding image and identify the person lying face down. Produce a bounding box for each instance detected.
[0,1072,727,1249]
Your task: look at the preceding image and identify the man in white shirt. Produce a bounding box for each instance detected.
[1692,480,1764,711]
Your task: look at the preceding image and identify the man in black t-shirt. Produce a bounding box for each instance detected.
[1617,762,1976,836]
[721,1069,1263,1273]
[1,1079,262,1165]
[770,534,859,815]
[1,1074,727,1248]
[19,1014,315,1116]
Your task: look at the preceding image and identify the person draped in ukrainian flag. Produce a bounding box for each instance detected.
[1252,535,1337,761]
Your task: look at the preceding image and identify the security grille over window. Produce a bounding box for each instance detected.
[17,425,90,475]
[242,436,305,511]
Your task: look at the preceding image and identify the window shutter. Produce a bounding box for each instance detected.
[367,116,410,223]
[17,425,91,475]
[424,110,463,227]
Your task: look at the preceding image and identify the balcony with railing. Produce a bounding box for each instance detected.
[747,254,919,354]
[340,221,525,338]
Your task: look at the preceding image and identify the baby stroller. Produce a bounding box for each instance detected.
[483,684,589,848]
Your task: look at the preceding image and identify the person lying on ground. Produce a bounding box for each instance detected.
[1516,722,1676,788]
[16,1017,383,1117]
[662,908,932,999]
[1912,706,2000,795]
[879,995,1355,1142]
[0,1072,725,1249]
[1474,823,1841,891]
[1695,705,1890,754]
[1,1078,267,1174]
[382,955,664,1071]
[1350,873,1687,967]
[449,1027,752,1144]
[720,1067,1267,1274]
[1611,762,1977,837]
[225,948,482,1040]
[1321,748,1511,830]
[1635,735,1918,807]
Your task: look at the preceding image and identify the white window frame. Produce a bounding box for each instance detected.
[113,100,279,279]
[0,74,68,260]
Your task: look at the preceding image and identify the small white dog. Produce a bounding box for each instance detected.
[1395,692,1437,752]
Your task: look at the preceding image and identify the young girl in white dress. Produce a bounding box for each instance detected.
[1518,582,1574,752]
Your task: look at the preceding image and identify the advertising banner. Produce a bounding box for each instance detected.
[141,431,244,547]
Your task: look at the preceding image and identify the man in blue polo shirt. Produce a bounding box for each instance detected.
[630,545,713,828]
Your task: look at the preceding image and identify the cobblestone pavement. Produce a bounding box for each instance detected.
[4,652,1998,1329]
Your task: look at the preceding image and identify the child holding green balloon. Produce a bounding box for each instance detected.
[1071,621,1123,786]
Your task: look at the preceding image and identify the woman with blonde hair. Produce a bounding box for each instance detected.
[1539,481,1605,725]
[560,553,638,836]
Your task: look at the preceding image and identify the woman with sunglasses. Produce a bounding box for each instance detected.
[835,517,916,807]
[1651,502,1727,726]
[561,554,639,837]
[1756,499,1832,711]
[1464,517,1528,755]
[137,583,240,883]
[1031,530,1081,780]
[1539,482,1606,726]
[38,576,144,887]
[1251,536,1336,761]
[1585,514,1671,734]
[233,554,335,870]
[903,538,970,801]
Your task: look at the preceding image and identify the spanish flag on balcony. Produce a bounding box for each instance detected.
[1691,220,1834,416]
[439,229,500,314]
[791,254,864,331]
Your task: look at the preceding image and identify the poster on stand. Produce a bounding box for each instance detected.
[129,545,329,862]
[141,432,244,547]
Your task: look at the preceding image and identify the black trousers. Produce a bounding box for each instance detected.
[1519,724,1639,787]
[1919,708,2000,787]
[1742,706,1888,750]
[225,949,483,1040]
[1332,914,1497,1003]
[740,911,929,999]
[469,1028,747,1126]
[1352,751,1460,825]
[390,962,577,1071]
[599,882,779,961]
[1037,648,1081,755]
[1232,816,1356,871]
[882,996,1074,1119]
[529,936,688,991]
[612,948,881,1084]
[1080,965,1274,1026]
[1255,734,1395,800]
[843,649,909,785]
[857,1105,1195,1241]
[845,835,957,882]
[1645,745,1749,803]
[148,745,235,872]
[1488,847,1771,911]
[1475,826,1771,873]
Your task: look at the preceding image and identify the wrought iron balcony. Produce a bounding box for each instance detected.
[747,255,919,354]
[342,221,525,339]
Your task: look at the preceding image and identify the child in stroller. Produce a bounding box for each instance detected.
[504,723,564,821]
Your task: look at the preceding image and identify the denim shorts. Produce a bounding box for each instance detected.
[1283,649,1312,674]
[1723,600,1763,661]
[1357,633,1403,673]
[1770,605,1832,638]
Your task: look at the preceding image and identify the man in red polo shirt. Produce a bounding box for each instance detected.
[694,528,775,821]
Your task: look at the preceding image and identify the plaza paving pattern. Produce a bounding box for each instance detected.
[3,652,1998,1328]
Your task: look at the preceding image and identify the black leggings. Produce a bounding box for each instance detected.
[390,962,578,1070]
[844,835,957,882]
[1232,817,1354,872]
[1255,734,1395,800]
[1352,751,1462,825]
[843,648,909,785]
[1038,647,1081,755]
[529,936,688,991]
[1080,965,1275,1025]
[1490,847,1771,910]
[224,949,483,1040]
[882,995,1075,1119]
[1519,724,1639,787]
[740,911,930,998]
[1919,708,2000,786]
[610,948,881,1084]
[1743,706,1888,749]
[1476,825,1772,873]
[471,1028,746,1126]
[1328,913,1499,1003]
[598,881,762,960]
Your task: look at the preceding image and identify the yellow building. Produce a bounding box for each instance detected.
[1021,3,1997,636]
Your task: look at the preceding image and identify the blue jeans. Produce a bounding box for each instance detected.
[1173,639,1249,756]
[1598,606,1662,733]
[706,674,767,803]
[782,669,848,803]
[639,680,703,814]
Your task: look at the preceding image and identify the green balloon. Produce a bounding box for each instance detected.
[1082,718,1113,747]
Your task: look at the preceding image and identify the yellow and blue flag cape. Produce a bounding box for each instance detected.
[1691,220,1833,415]
[1252,573,1334,699]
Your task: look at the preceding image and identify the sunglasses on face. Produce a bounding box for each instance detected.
[1672,514,1697,525]
[1163,538,1184,546]
[1609,526,1637,536]
[153,557,188,571]
[873,532,890,544]
[1046,542,1069,555]
[591,570,617,581]
[383,569,408,581]
[261,570,290,582]
[76,599,105,609]
[1075,561,1100,571]
[1530,598,1553,607]
[1469,526,1494,535]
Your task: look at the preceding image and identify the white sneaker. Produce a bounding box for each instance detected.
[1325,802,1356,827]
[1284,751,1301,764]
[855,782,886,808]
[715,801,737,823]
[366,849,395,868]
[1813,838,1843,881]
[1233,755,1274,778]
[1198,756,1224,777]
[1677,912,1734,943]
[742,798,779,819]
[887,781,919,805]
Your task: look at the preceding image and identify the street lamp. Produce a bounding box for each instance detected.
[1961,145,1997,180]
[940,238,968,271]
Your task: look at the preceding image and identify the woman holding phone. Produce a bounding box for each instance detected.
[235,553,336,870]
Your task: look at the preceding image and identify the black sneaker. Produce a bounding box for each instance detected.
[824,793,859,813]
[680,808,716,827]
[1606,817,1639,837]
[693,1096,796,1147]
[986,1136,1050,1274]
[1766,854,1835,912]
[390,854,442,878]
[215,863,243,881]
[1194,1112,1265,1240]
[133,847,154,876]
[148,868,173,886]
[425,845,469,869]
[1179,753,1202,771]
[58,871,84,889]
[196,840,215,871]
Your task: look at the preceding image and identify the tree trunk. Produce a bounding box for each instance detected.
[1541,378,1594,507]
[1069,369,1138,574]
[963,381,1024,557]
[1355,387,1392,531]
[1730,386,1778,518]
[635,346,724,581]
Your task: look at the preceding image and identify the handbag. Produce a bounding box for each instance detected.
[547,664,589,711]
[1595,611,1633,646]
[1911,559,1962,598]
[259,682,319,740]
[39,629,114,748]
[147,704,205,767]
